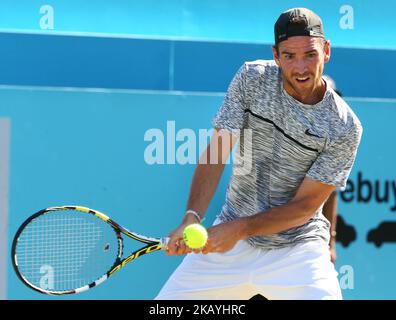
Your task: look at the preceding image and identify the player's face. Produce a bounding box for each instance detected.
[273,36,330,102]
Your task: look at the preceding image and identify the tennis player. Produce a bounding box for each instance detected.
[156,8,363,300]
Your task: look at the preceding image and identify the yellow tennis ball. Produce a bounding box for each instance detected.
[183,223,208,249]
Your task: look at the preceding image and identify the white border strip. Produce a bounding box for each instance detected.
[0,118,10,300]
[0,84,226,97]
[0,28,395,51]
[0,28,261,44]
[345,97,396,103]
[0,84,395,103]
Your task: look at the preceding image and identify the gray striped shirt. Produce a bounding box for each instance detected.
[212,60,363,249]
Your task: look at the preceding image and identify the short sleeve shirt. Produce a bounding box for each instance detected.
[212,60,363,249]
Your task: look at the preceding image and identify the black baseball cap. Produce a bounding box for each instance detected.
[274,8,325,45]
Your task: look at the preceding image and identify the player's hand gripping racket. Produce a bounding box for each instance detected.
[11,205,169,295]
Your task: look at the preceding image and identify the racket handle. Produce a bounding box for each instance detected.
[159,237,170,250]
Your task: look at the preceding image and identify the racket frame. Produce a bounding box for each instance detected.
[11,205,168,295]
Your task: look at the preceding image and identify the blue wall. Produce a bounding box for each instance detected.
[336,100,396,299]
[0,32,394,98]
[1,88,230,299]
[1,88,396,300]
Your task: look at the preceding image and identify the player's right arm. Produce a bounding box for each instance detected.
[165,128,238,256]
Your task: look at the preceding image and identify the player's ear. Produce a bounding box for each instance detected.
[323,40,331,63]
[272,45,280,66]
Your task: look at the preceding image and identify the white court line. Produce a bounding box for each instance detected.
[344,97,396,103]
[0,118,10,300]
[0,84,395,103]
[0,28,396,51]
[0,28,274,45]
[0,84,226,97]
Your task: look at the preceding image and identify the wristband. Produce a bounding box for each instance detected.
[185,209,205,223]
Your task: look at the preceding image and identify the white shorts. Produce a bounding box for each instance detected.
[155,226,342,300]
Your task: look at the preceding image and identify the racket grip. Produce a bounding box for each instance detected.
[160,237,170,250]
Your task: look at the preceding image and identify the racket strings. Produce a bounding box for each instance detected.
[15,210,119,292]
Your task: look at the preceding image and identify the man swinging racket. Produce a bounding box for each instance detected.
[156,7,363,300]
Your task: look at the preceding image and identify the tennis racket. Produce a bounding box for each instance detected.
[11,205,169,295]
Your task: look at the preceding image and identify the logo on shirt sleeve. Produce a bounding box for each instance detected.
[305,128,323,138]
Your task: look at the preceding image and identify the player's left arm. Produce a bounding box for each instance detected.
[205,123,363,254]
[203,177,335,253]
[244,177,336,235]
[322,191,338,263]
